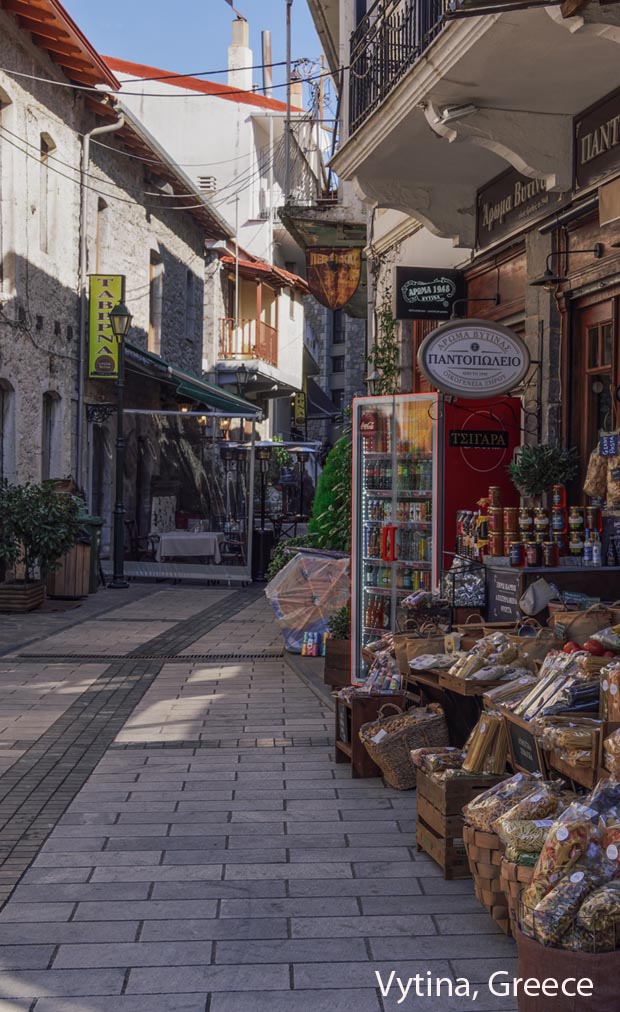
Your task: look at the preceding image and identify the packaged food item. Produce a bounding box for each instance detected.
[592,626,620,653]
[494,783,566,832]
[601,663,620,721]
[523,807,594,910]
[504,845,540,866]
[462,713,508,774]
[531,866,604,946]
[410,746,464,774]
[483,674,538,710]
[448,632,519,681]
[499,819,555,854]
[463,772,534,832]
[577,880,620,933]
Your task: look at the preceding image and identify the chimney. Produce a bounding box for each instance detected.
[261,30,272,97]
[290,71,303,110]
[228,18,253,91]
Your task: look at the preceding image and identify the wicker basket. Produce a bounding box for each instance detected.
[500,857,535,934]
[359,703,448,790]
[463,823,511,935]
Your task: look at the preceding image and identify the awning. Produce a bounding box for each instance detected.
[306,377,340,420]
[125,343,260,415]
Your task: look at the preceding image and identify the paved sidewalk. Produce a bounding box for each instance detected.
[0,585,517,1011]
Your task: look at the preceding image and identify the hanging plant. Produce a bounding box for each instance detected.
[366,242,401,396]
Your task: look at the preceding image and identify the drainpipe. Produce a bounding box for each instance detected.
[76,114,125,491]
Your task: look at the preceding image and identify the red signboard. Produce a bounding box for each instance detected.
[306,247,362,310]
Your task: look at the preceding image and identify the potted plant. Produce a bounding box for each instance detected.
[509,443,579,506]
[0,480,83,612]
[324,602,351,689]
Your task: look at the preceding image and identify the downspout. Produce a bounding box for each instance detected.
[76,114,125,490]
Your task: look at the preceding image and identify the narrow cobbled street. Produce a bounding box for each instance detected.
[0,586,515,1011]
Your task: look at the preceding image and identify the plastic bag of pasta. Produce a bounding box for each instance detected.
[499,819,554,854]
[578,880,620,934]
[504,845,539,867]
[531,860,606,946]
[522,803,596,912]
[560,923,615,953]
[463,772,534,832]
[493,783,566,836]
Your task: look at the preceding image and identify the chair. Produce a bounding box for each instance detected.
[220,538,246,566]
[124,520,160,561]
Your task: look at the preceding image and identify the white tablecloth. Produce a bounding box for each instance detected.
[155,531,223,564]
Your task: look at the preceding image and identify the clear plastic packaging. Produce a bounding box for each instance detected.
[463,772,535,832]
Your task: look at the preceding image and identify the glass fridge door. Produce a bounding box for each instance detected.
[352,394,439,680]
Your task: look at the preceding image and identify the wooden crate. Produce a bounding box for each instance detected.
[323,639,350,690]
[415,770,504,880]
[463,823,511,936]
[0,581,45,613]
[500,857,534,934]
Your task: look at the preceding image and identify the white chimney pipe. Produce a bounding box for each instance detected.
[228,17,253,91]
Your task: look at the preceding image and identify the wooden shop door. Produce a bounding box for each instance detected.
[570,297,617,495]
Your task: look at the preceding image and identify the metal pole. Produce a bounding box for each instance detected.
[234,194,240,330]
[285,0,293,201]
[111,340,128,589]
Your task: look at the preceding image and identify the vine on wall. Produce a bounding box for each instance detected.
[366,241,402,396]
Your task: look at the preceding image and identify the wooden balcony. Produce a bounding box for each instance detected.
[219,318,278,368]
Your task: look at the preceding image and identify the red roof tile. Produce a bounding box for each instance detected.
[104,56,304,113]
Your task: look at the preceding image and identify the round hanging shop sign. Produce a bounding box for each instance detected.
[417,318,530,399]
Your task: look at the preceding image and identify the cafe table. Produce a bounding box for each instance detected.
[155,530,223,564]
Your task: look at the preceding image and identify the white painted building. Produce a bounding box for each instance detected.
[105,20,324,427]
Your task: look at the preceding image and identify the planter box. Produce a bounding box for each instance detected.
[324,639,351,689]
[47,544,90,599]
[0,581,45,613]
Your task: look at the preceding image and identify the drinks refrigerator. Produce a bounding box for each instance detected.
[351,393,521,679]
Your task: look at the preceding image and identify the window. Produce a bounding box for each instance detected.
[331,356,345,373]
[289,289,296,321]
[149,251,164,354]
[95,198,108,273]
[41,392,59,480]
[0,381,15,484]
[185,270,195,341]
[331,388,345,411]
[333,309,344,345]
[40,133,56,254]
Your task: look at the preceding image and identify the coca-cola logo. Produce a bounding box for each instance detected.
[359,412,378,434]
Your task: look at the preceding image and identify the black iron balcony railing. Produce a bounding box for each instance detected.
[349,0,447,134]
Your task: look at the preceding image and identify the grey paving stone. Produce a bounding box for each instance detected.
[288,847,413,863]
[11,883,152,903]
[210,989,382,1012]
[450,958,519,984]
[285,820,400,835]
[40,837,108,852]
[288,878,423,898]
[53,941,216,969]
[20,868,92,885]
[89,866,225,883]
[0,923,140,945]
[107,836,227,852]
[32,850,163,868]
[0,968,125,998]
[291,914,436,937]
[418,879,476,895]
[74,900,218,921]
[0,903,75,923]
[140,917,289,941]
[219,897,361,918]
[224,862,353,880]
[169,822,285,837]
[369,935,517,961]
[151,881,287,901]
[34,996,208,1012]
[293,959,452,990]
[352,861,441,878]
[0,946,55,969]
[215,938,368,964]
[435,913,507,934]
[360,894,482,915]
[164,848,287,865]
[126,964,290,994]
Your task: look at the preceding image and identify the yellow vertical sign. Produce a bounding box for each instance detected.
[294,391,306,425]
[88,275,124,378]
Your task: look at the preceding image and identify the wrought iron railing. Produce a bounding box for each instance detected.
[219,318,278,368]
[349,0,447,134]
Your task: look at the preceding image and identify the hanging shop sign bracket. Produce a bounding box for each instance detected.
[417,319,531,399]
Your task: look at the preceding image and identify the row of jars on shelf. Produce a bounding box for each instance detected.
[485,505,601,537]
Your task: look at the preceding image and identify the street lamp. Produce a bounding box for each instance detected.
[109,300,132,589]
[236,364,250,444]
[254,443,272,582]
[293,447,310,518]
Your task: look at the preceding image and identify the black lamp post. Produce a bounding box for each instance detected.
[254,443,272,582]
[109,299,133,589]
[236,364,249,443]
[294,448,310,518]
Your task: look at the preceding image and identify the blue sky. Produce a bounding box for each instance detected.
[63,0,321,92]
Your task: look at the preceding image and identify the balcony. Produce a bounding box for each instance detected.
[349,0,447,134]
[219,318,278,368]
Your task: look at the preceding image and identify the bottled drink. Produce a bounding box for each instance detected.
[583,529,593,566]
[592,533,602,567]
